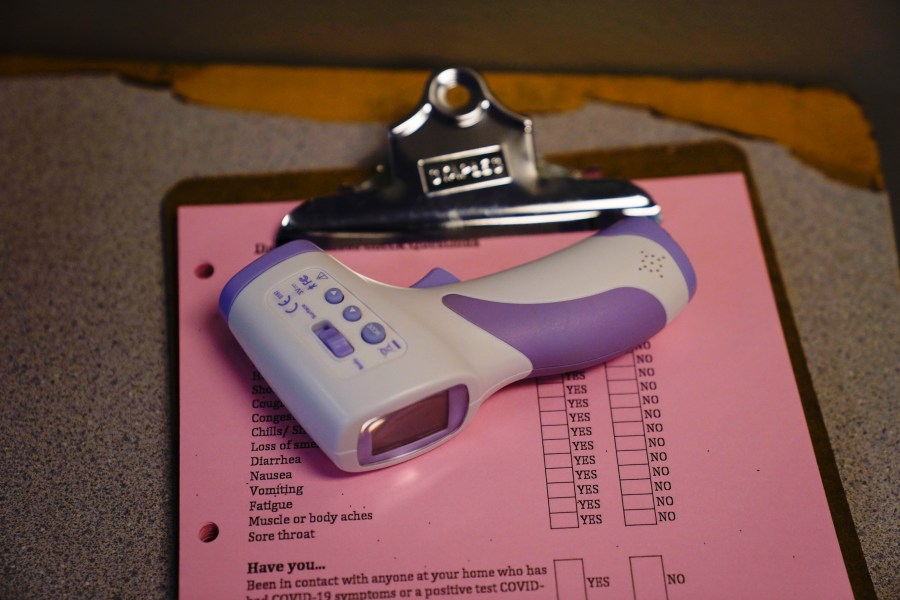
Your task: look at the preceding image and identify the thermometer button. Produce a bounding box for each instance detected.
[343,305,362,322]
[361,322,386,344]
[324,288,345,304]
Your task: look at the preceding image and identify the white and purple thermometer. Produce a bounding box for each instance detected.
[220,217,696,472]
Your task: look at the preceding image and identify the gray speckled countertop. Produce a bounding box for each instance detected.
[0,74,897,598]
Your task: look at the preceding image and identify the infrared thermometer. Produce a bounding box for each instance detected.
[220,217,696,472]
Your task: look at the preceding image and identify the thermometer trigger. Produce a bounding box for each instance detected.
[410,267,461,289]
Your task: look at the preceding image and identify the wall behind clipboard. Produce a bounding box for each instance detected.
[1,0,898,240]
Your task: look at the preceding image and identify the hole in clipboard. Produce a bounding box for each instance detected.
[199,521,219,543]
[195,263,215,279]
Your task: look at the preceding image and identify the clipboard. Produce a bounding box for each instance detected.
[164,140,875,599]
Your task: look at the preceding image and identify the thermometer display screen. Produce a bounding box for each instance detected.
[359,385,469,466]
[371,391,451,456]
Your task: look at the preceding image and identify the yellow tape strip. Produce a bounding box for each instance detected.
[1,57,881,189]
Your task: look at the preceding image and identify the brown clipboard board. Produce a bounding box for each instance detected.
[163,139,875,599]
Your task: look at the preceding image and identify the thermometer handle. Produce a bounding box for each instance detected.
[438,217,696,376]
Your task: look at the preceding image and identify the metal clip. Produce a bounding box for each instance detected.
[277,67,659,247]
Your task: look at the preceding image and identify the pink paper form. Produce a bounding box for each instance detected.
[177,173,854,599]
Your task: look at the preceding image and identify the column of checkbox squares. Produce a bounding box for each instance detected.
[536,376,579,529]
[606,353,658,526]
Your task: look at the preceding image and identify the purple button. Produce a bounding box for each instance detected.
[325,288,345,304]
[361,322,386,344]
